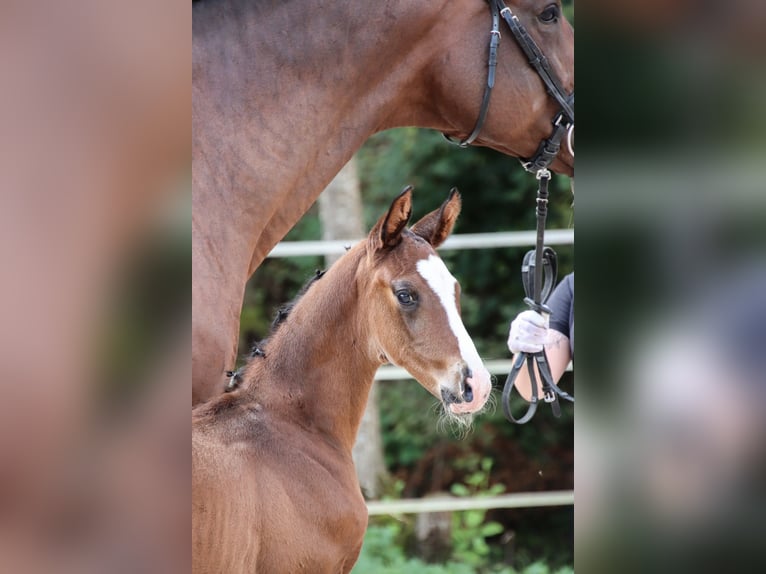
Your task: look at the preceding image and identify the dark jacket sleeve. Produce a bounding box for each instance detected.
[547,273,574,355]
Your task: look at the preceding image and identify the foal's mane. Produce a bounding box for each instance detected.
[252,268,326,356]
[219,267,326,393]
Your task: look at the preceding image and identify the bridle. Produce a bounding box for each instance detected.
[445,0,574,174]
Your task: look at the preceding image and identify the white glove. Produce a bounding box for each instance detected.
[507,310,549,354]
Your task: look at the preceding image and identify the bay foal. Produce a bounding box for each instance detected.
[192,188,491,573]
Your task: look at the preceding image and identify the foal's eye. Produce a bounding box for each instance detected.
[396,289,416,307]
[539,4,560,23]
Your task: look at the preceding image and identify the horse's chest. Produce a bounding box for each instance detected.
[248,443,368,572]
[194,421,368,573]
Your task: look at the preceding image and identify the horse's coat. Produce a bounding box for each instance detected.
[192,189,491,573]
[192,0,574,403]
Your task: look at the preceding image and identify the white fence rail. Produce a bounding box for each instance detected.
[267,229,574,258]
[366,491,574,515]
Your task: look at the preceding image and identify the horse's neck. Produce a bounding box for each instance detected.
[243,248,379,451]
[193,0,451,268]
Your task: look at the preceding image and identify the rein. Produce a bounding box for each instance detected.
[444,0,574,173]
[501,169,574,424]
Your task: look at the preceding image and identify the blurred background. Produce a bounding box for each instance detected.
[576,1,766,573]
[0,1,190,572]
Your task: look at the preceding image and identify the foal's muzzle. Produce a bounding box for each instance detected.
[440,365,474,406]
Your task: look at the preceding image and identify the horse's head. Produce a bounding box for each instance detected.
[435,0,574,175]
[362,187,492,418]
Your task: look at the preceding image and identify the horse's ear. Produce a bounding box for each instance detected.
[369,186,413,252]
[411,188,461,248]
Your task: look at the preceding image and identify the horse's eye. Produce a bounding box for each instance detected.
[396,289,416,307]
[539,5,560,23]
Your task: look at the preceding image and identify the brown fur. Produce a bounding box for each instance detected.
[192,191,489,573]
[192,0,574,403]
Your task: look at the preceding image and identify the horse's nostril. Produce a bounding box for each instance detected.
[462,365,473,380]
[441,388,460,405]
[463,382,473,403]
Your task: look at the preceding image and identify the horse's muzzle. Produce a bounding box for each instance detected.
[441,365,491,415]
[441,386,467,405]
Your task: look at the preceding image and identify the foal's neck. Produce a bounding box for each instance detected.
[242,248,379,452]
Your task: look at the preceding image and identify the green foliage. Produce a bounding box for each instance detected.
[378,380,445,468]
[352,525,572,574]
[450,457,506,568]
[355,458,550,574]
[375,373,574,567]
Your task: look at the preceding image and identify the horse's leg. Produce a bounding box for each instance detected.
[192,226,250,404]
[191,298,240,405]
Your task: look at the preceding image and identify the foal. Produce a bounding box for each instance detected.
[192,188,491,573]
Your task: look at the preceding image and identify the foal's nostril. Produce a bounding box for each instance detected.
[463,382,474,403]
[441,388,460,405]
[460,365,474,402]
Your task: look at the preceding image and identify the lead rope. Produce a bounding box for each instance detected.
[501,170,574,424]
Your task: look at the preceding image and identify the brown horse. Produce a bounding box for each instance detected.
[192,189,491,573]
[192,0,574,403]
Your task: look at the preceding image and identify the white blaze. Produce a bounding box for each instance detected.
[416,254,484,377]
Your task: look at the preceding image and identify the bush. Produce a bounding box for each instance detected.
[352,527,573,574]
[352,459,573,574]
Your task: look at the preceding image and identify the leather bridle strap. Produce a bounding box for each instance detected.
[444,0,501,147]
[521,109,571,174]
[497,1,573,123]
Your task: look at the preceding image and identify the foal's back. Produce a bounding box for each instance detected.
[192,392,367,573]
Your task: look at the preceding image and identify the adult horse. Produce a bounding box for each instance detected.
[192,189,491,573]
[192,0,574,403]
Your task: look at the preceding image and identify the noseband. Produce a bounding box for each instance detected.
[445,0,574,173]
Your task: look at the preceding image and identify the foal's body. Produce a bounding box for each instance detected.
[193,249,372,573]
[192,0,574,403]
[192,190,491,573]
[193,408,367,573]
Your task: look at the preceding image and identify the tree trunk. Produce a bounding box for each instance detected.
[318,157,388,499]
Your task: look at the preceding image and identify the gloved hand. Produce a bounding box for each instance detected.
[507,310,549,354]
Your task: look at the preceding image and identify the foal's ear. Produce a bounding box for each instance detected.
[411,188,461,248]
[369,186,413,252]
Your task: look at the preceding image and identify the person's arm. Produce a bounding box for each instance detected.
[509,326,570,401]
[506,274,573,401]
